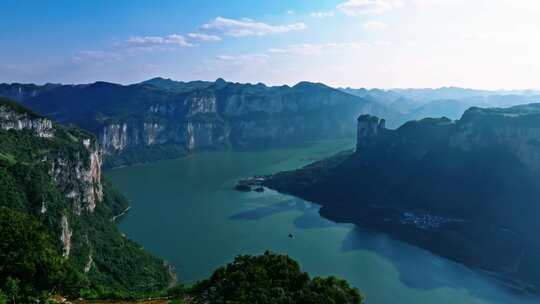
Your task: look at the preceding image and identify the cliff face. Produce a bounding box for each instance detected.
[47,139,103,214]
[91,83,384,161]
[5,79,395,167]
[0,101,101,258]
[0,104,54,138]
[99,119,228,153]
[0,97,171,292]
[450,105,540,171]
[263,103,540,292]
[1,101,103,216]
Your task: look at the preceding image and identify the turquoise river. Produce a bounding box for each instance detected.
[107,139,539,304]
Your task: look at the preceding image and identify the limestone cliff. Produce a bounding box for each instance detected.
[0,103,54,138]
[0,100,104,254]
[0,97,172,292]
[9,79,395,167]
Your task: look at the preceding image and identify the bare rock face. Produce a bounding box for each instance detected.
[100,123,129,152]
[60,215,73,257]
[187,93,217,116]
[356,114,386,152]
[0,104,54,138]
[48,139,103,214]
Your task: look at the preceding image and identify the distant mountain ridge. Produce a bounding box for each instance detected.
[341,86,540,120]
[0,78,395,167]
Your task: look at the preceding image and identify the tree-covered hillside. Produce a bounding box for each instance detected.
[0,97,172,300]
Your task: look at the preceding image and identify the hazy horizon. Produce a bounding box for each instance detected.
[2,0,540,90]
[3,76,540,93]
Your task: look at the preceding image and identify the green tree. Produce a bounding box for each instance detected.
[3,278,18,304]
[0,290,7,304]
[192,251,364,304]
[0,208,86,302]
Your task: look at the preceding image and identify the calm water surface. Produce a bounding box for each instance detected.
[107,139,539,304]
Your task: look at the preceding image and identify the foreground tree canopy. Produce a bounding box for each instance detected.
[192,251,364,304]
[0,208,85,303]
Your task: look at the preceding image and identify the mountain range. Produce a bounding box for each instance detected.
[341,86,540,121]
[4,78,540,169]
[1,78,395,168]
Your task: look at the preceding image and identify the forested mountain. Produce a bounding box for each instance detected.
[256,103,540,292]
[0,78,396,168]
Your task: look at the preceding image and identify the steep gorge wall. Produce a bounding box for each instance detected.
[0,103,104,257]
[6,80,389,166]
[97,91,370,160]
[0,99,172,290]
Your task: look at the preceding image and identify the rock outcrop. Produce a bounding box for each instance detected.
[0,103,54,138]
[356,115,386,152]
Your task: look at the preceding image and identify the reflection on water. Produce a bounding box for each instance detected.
[230,197,338,229]
[231,197,540,304]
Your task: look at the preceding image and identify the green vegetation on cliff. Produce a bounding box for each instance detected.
[0,208,86,302]
[0,98,171,298]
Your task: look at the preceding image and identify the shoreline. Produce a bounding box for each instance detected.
[111,206,131,222]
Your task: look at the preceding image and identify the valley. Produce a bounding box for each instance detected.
[108,138,539,304]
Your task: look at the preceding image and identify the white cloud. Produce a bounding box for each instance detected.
[123,34,193,50]
[286,10,295,15]
[363,21,388,30]
[337,0,404,16]
[310,11,335,18]
[412,0,466,7]
[269,42,373,56]
[215,54,270,65]
[73,51,123,63]
[201,17,307,37]
[187,33,222,42]
[373,40,392,46]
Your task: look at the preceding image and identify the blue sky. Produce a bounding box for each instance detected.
[1,0,540,89]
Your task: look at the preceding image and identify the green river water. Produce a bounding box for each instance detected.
[107,139,538,304]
